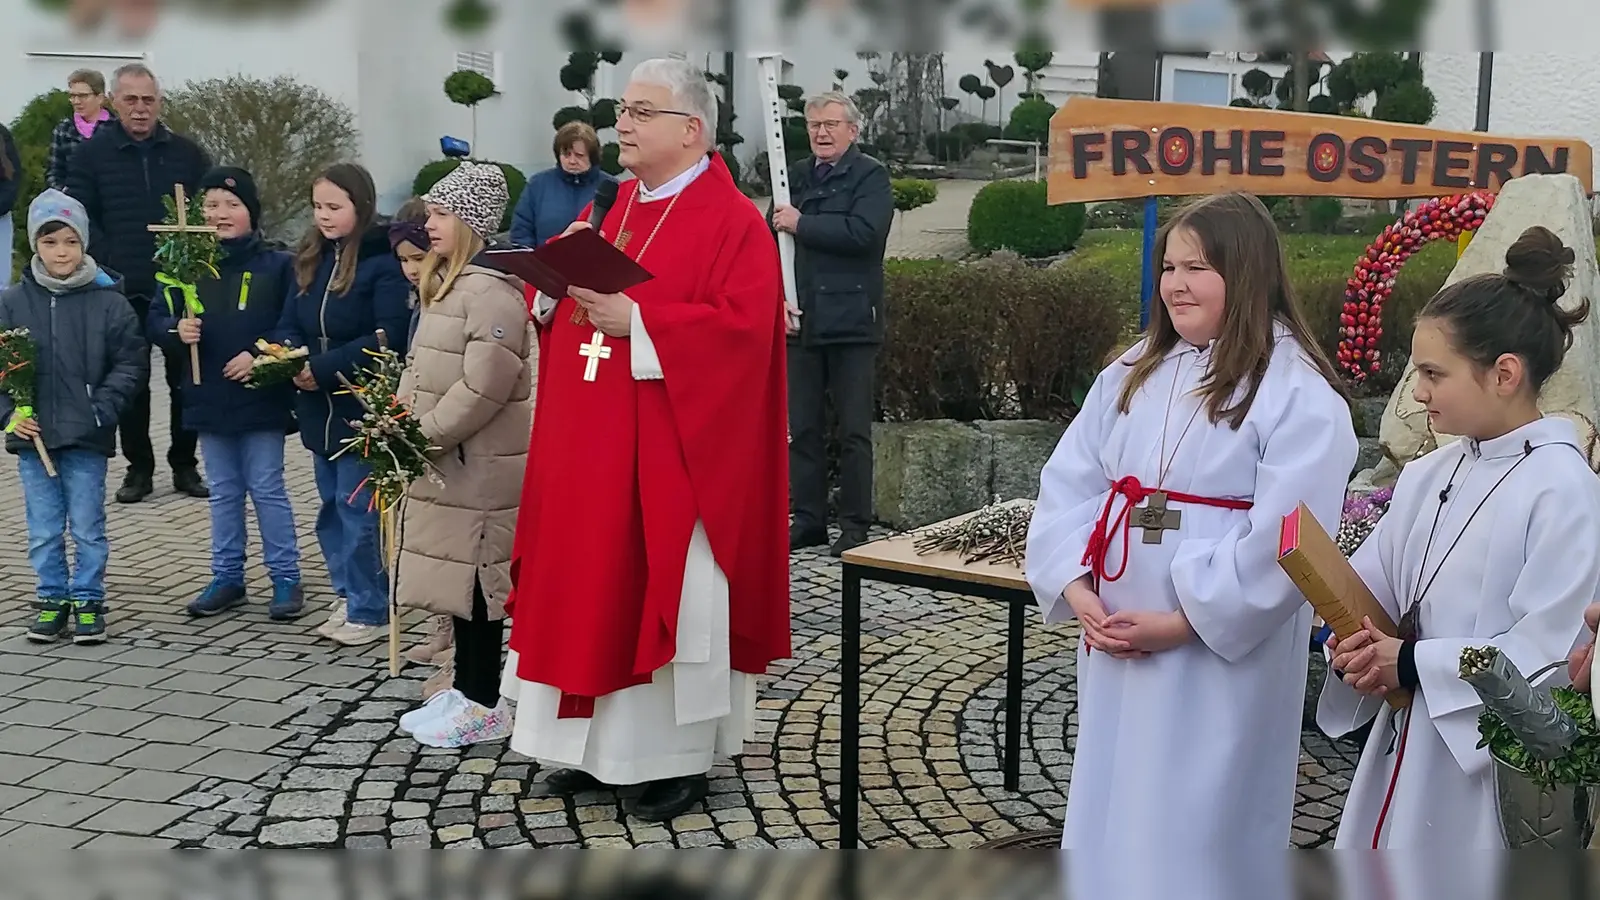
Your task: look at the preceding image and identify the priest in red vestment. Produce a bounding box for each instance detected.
[500,57,792,823]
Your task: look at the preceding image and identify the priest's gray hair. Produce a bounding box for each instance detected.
[629,58,718,148]
[805,91,861,126]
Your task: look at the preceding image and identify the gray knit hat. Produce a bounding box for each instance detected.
[28,189,91,249]
[422,162,509,240]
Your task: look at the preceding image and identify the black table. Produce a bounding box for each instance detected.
[837,519,1036,849]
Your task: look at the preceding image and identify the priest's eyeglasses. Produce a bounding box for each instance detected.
[617,102,695,124]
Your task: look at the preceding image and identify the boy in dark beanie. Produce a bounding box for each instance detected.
[0,189,147,644]
[147,166,305,620]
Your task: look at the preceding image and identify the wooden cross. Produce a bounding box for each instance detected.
[578,329,612,382]
[147,183,216,385]
[1132,491,1182,543]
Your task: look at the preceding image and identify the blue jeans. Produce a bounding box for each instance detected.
[17,449,109,603]
[311,452,388,626]
[200,431,300,585]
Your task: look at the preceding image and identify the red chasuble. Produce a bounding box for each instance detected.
[506,153,791,715]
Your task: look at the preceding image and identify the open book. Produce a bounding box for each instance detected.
[1279,502,1412,710]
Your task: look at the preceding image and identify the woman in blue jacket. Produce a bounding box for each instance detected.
[508,121,613,247]
[149,167,303,623]
[274,162,411,646]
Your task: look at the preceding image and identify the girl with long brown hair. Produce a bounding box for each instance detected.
[269,162,411,646]
[1024,192,1358,871]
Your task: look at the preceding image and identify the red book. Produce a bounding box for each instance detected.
[481,229,654,299]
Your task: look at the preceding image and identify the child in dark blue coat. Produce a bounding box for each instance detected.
[148,167,303,621]
[272,162,411,646]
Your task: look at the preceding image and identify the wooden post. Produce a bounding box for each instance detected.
[146,184,216,385]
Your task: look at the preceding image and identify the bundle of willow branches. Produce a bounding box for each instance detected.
[912,500,1033,566]
[329,347,442,511]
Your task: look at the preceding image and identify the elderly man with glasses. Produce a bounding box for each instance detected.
[770,91,895,558]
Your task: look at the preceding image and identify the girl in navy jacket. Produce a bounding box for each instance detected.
[272,162,410,646]
[149,167,303,623]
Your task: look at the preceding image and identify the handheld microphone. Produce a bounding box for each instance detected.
[588,179,619,231]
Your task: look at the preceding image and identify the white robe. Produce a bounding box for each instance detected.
[500,155,759,785]
[1318,415,1600,849]
[1025,323,1358,863]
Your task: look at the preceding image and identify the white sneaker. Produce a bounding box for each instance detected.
[413,698,512,749]
[399,689,466,735]
[327,621,383,646]
[315,598,348,637]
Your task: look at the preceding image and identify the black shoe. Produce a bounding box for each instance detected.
[631,774,709,822]
[187,579,247,617]
[532,768,611,796]
[115,471,153,504]
[790,524,827,551]
[173,467,209,499]
[71,600,108,644]
[830,530,869,557]
[26,599,69,643]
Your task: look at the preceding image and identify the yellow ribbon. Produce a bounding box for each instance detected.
[156,272,205,317]
[4,405,33,434]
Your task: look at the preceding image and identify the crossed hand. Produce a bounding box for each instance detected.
[1326,616,1404,697]
[1064,577,1193,658]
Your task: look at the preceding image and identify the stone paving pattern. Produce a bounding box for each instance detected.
[0,181,1364,848]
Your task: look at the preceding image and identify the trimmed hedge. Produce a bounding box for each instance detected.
[412,159,527,233]
[9,90,74,274]
[967,180,1087,258]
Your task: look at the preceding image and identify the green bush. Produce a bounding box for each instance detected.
[878,255,1123,421]
[412,159,527,234]
[950,122,1002,148]
[924,131,971,162]
[1306,197,1344,234]
[891,179,937,214]
[1004,97,1056,145]
[10,89,74,273]
[967,180,1087,258]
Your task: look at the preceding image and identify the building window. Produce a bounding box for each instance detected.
[454,50,502,88]
[1171,69,1231,106]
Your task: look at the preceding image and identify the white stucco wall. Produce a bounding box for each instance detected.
[1424,52,1600,187]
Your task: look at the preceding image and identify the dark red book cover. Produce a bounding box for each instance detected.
[482,229,654,299]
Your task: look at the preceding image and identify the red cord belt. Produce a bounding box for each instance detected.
[1080,475,1254,585]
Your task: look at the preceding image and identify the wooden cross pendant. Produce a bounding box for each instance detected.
[1132,491,1182,543]
[577,329,612,382]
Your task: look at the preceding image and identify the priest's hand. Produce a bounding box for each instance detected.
[772,204,801,234]
[1064,577,1143,657]
[1102,609,1193,654]
[1569,604,1600,692]
[569,286,632,338]
[560,221,594,239]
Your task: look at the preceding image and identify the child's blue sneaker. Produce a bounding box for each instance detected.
[26,599,69,643]
[71,601,107,644]
[268,580,305,621]
[187,580,247,617]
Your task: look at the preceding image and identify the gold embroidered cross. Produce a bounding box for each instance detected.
[578,329,612,382]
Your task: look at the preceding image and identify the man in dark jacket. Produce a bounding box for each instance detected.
[771,91,894,557]
[64,62,212,504]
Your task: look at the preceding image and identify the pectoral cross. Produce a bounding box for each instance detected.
[1132,491,1182,543]
[578,329,612,382]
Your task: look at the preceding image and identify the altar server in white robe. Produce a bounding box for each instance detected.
[1321,224,1600,850]
[1026,192,1358,876]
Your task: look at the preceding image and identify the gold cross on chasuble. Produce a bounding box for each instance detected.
[1132,491,1182,543]
[578,329,612,382]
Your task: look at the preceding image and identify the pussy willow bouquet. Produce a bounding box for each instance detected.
[1336,485,1393,557]
[246,339,310,389]
[328,346,442,514]
[913,498,1033,566]
[0,328,56,477]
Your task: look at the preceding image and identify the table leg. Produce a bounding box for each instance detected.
[840,564,862,849]
[1004,595,1024,791]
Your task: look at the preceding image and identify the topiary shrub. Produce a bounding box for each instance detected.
[967,180,1087,258]
[878,256,1123,421]
[1004,97,1056,145]
[412,159,527,234]
[9,89,74,273]
[1306,197,1344,234]
[924,131,971,162]
[891,179,937,215]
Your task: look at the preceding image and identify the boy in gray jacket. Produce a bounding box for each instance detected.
[0,189,147,643]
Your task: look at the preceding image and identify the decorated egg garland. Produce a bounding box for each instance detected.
[1338,190,1497,381]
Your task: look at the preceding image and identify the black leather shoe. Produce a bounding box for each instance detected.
[115,471,153,504]
[532,767,611,796]
[632,774,709,822]
[173,467,210,498]
[790,524,827,551]
[830,530,868,557]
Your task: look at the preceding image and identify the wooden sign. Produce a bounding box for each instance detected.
[1048,97,1594,203]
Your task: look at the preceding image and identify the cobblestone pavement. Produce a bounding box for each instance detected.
[0,361,1362,848]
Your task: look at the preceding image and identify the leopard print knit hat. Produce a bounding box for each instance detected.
[422,161,509,240]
